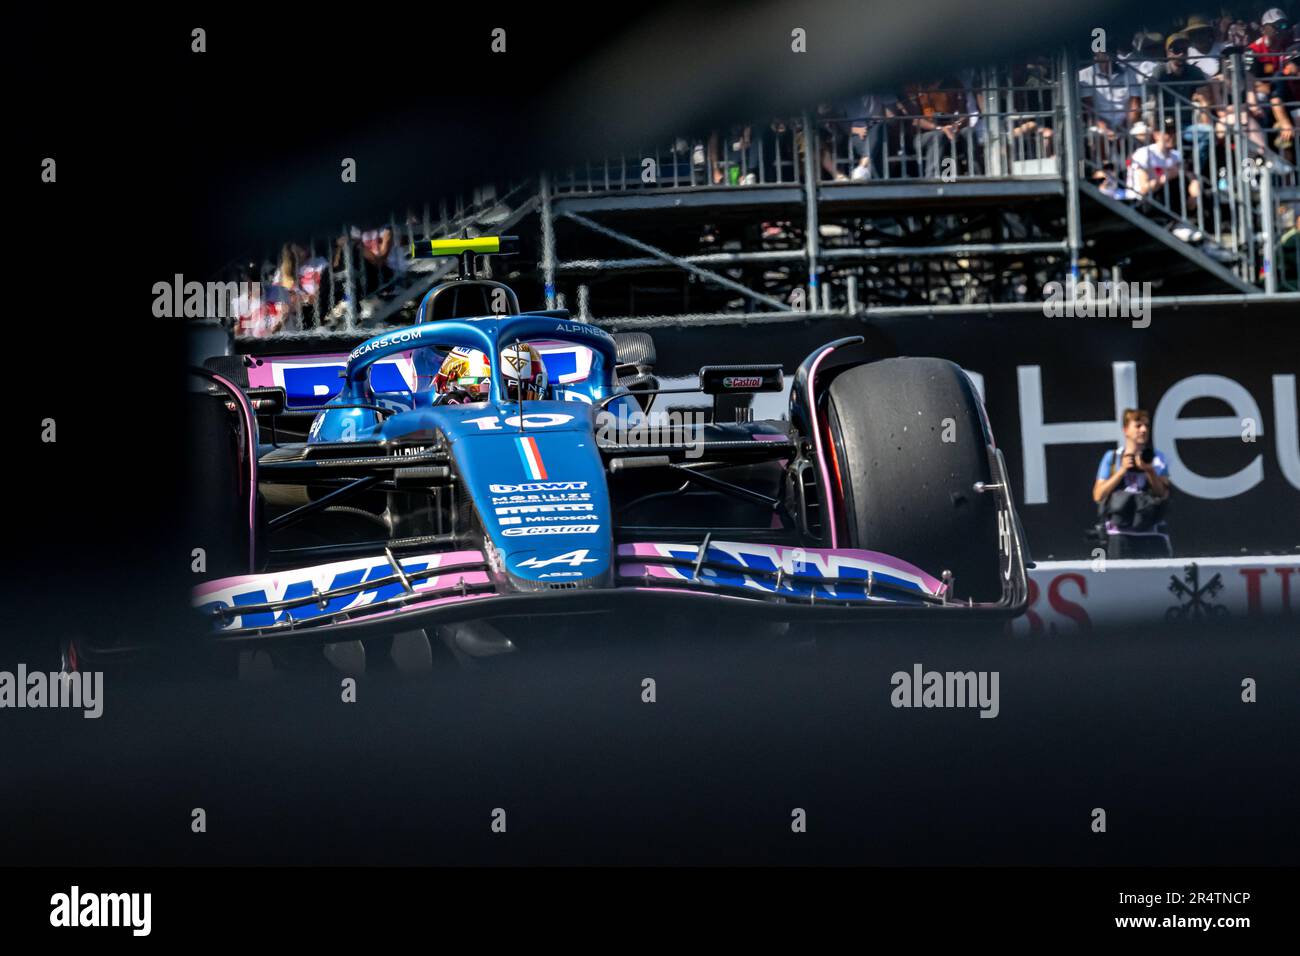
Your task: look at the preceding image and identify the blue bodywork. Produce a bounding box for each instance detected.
[306,312,640,589]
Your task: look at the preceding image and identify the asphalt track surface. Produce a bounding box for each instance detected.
[2,614,1294,866]
[5,323,1295,867]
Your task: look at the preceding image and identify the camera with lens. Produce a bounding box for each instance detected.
[1128,446,1155,473]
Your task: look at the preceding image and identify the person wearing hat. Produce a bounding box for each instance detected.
[1250,9,1294,77]
[1148,33,1215,134]
[1181,14,1223,77]
[1120,30,1166,80]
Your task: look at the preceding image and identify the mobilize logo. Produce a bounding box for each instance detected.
[491,493,590,504]
[50,886,151,936]
[890,663,1000,718]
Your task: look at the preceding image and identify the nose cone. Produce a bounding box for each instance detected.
[441,401,613,590]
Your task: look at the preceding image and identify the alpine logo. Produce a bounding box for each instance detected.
[516,549,598,569]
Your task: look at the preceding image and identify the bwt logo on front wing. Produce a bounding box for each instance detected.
[50,886,151,936]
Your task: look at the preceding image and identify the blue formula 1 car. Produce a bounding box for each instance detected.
[94,237,1030,664]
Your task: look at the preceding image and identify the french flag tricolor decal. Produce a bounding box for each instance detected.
[516,436,547,480]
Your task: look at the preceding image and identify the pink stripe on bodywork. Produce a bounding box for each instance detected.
[616,562,686,580]
[193,550,487,599]
[245,351,417,390]
[208,371,259,572]
[805,345,839,547]
[342,591,494,622]
[616,541,944,594]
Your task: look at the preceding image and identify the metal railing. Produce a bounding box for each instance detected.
[1078,53,1298,289]
[220,181,534,339]
[213,47,1298,335]
[548,51,1297,296]
[552,70,1062,191]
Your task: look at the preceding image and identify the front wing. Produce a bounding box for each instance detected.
[174,536,1025,647]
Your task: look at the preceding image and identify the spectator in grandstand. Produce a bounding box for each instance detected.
[816,103,850,181]
[1121,30,1166,79]
[1216,92,1270,156]
[1250,8,1294,77]
[1091,161,1139,199]
[1282,41,1300,108]
[958,68,988,175]
[768,118,797,182]
[1081,50,1142,134]
[1248,71,1296,155]
[1182,88,1219,176]
[265,243,309,331]
[274,243,303,293]
[295,250,330,328]
[905,78,975,178]
[1147,33,1216,132]
[233,261,290,339]
[1183,14,1224,77]
[841,93,900,181]
[333,224,397,301]
[1281,44,1300,150]
[1092,408,1172,558]
[710,125,756,185]
[1080,50,1142,164]
[1226,18,1253,50]
[1005,58,1056,161]
[1126,123,1201,212]
[1278,202,1300,290]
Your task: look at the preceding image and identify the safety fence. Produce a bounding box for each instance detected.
[219,181,534,339]
[220,47,1300,342]
[550,52,1299,294]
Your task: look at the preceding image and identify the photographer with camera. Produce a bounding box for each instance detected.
[1092,408,1173,557]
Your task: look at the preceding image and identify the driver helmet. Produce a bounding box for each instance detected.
[433,346,492,399]
[498,343,549,401]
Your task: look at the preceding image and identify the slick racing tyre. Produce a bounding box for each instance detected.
[824,357,1000,602]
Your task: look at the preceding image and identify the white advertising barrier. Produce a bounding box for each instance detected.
[1015,556,1298,635]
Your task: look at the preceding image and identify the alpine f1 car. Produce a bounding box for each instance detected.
[108,236,1032,662]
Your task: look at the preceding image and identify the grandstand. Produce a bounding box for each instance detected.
[221,40,1299,342]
